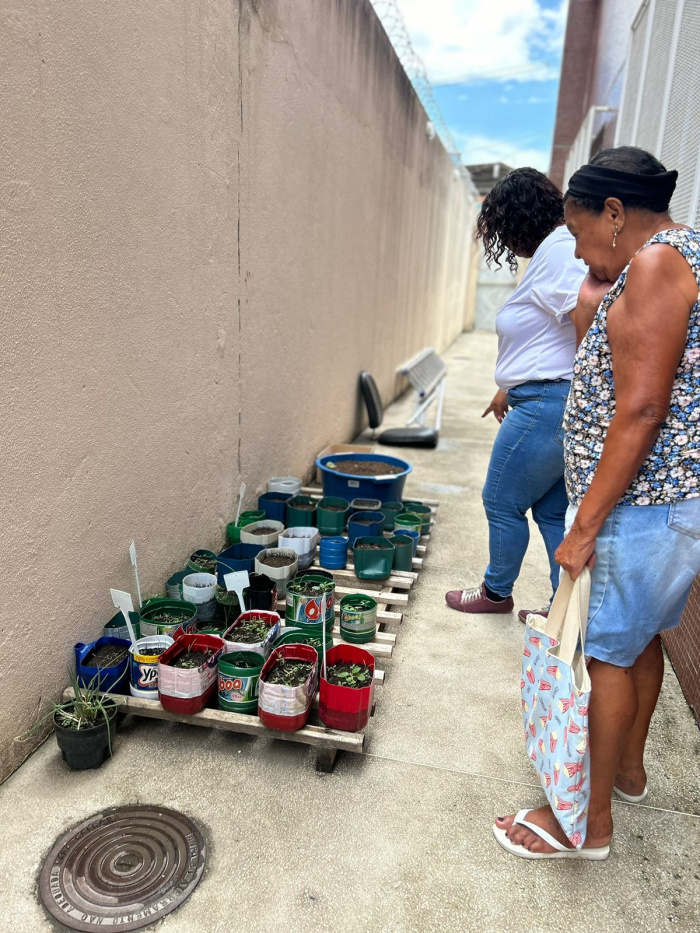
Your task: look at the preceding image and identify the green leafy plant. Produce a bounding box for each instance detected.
[326,662,371,689]
[265,658,313,687]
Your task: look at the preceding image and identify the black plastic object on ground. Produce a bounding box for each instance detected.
[359,372,438,448]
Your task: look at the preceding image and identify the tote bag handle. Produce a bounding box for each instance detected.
[541,567,591,669]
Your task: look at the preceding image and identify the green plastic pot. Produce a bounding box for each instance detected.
[317,497,349,535]
[187,549,219,574]
[379,501,403,532]
[286,577,336,628]
[352,536,395,580]
[402,501,432,534]
[286,495,317,528]
[226,510,266,545]
[272,627,334,675]
[390,535,414,571]
[218,651,265,714]
[339,595,377,643]
[394,511,423,533]
[138,599,197,637]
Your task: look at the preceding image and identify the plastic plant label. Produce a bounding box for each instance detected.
[110,589,134,613]
[129,542,137,565]
[224,571,250,593]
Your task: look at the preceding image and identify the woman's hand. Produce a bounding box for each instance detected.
[579,272,614,310]
[555,525,597,580]
[482,390,509,423]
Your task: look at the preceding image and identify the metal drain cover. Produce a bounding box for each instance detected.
[39,805,205,931]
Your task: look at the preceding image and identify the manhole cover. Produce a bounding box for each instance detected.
[39,805,205,931]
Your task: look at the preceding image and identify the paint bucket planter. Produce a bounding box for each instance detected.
[267,476,302,497]
[138,599,197,638]
[218,651,266,714]
[258,492,292,523]
[347,511,385,545]
[390,535,414,571]
[217,543,263,581]
[166,570,190,600]
[255,547,298,597]
[394,529,420,555]
[257,644,319,732]
[240,520,284,548]
[245,573,278,611]
[272,627,333,676]
[158,634,226,715]
[75,638,131,693]
[187,549,219,575]
[129,635,175,698]
[318,644,376,732]
[402,501,432,534]
[182,573,218,622]
[339,594,378,643]
[319,536,348,570]
[285,577,336,632]
[54,704,118,770]
[352,537,395,581]
[317,497,350,535]
[226,511,266,545]
[103,610,141,642]
[379,501,403,532]
[278,527,319,571]
[223,610,281,657]
[316,453,412,503]
[393,511,423,533]
[286,496,317,528]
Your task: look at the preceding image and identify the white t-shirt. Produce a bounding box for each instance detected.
[494,226,586,391]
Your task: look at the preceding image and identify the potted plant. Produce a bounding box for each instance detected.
[218,651,266,714]
[286,495,317,528]
[257,644,318,732]
[401,501,432,534]
[187,549,219,574]
[278,526,319,570]
[339,594,378,643]
[138,599,197,637]
[258,492,292,523]
[217,543,263,580]
[75,638,131,693]
[393,511,423,533]
[129,635,175,698]
[223,610,281,657]
[319,536,349,570]
[318,644,375,732]
[255,547,298,597]
[352,537,395,580]
[389,534,414,571]
[379,501,403,532]
[347,510,385,545]
[240,520,284,547]
[182,572,218,622]
[285,577,336,632]
[158,634,226,714]
[272,627,333,676]
[294,573,336,625]
[226,510,266,545]
[215,584,241,630]
[317,496,350,535]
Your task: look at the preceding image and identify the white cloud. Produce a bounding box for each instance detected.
[393,0,568,85]
[456,131,551,172]
[528,95,552,104]
[499,95,509,104]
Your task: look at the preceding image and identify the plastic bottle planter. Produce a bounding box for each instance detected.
[138,600,197,638]
[267,476,302,497]
[222,610,281,658]
[166,571,190,600]
[272,627,334,676]
[393,529,420,556]
[182,573,218,622]
[393,511,423,533]
[217,544,264,582]
[389,535,414,572]
[218,651,266,714]
[278,527,320,571]
[255,547,298,597]
[402,501,432,535]
[347,511,385,546]
[319,536,349,570]
[158,634,226,715]
[226,511,266,545]
[245,573,278,611]
[187,549,219,575]
[286,495,317,528]
[379,501,403,532]
[240,520,284,548]
[352,537,395,581]
[349,498,382,512]
[257,644,319,732]
[318,644,376,732]
[285,578,336,634]
[339,594,378,643]
[103,610,141,642]
[258,492,292,524]
[54,704,118,770]
[75,638,131,693]
[317,497,350,535]
[294,573,336,625]
[129,635,175,698]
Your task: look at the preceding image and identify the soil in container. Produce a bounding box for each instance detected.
[264,658,314,687]
[189,553,217,573]
[354,542,388,550]
[325,662,372,687]
[145,610,190,625]
[289,580,333,596]
[351,518,378,526]
[327,460,404,476]
[259,554,297,568]
[322,503,346,511]
[248,525,281,536]
[171,648,214,669]
[225,654,259,668]
[291,502,315,511]
[84,644,129,668]
[230,616,274,643]
[140,646,168,657]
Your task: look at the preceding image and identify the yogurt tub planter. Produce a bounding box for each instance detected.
[129,635,175,698]
[402,501,432,534]
[394,528,421,555]
[318,644,376,732]
[258,492,292,523]
[103,610,141,641]
[268,476,303,497]
[255,547,298,597]
[278,527,320,571]
[226,510,266,545]
[339,594,378,643]
[217,543,263,581]
[138,599,197,638]
[349,497,382,513]
[352,537,395,581]
[286,495,318,528]
[158,634,226,715]
[285,577,336,632]
[187,549,219,575]
[379,501,403,532]
[257,644,319,732]
[222,610,281,657]
[393,511,423,533]
[347,510,385,545]
[240,520,284,548]
[182,572,218,623]
[319,536,349,570]
[316,453,412,503]
[390,535,414,572]
[218,651,266,714]
[75,638,131,693]
[317,496,350,535]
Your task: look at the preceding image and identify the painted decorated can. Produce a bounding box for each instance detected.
[218,651,266,714]
[129,635,174,698]
[285,578,335,630]
[339,594,378,644]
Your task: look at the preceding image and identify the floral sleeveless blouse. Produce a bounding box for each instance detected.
[564,227,700,506]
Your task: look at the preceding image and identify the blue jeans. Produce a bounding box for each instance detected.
[483,380,570,599]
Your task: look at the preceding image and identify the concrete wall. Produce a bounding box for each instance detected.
[0,0,475,780]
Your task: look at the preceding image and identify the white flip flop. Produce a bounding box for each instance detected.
[613,784,648,804]
[493,810,610,861]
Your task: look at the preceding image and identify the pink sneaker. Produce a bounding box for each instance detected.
[445,583,514,614]
[517,606,549,625]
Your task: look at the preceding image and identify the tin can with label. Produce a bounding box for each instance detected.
[129,636,174,698]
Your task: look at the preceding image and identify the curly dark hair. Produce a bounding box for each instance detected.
[564,146,669,214]
[476,168,564,272]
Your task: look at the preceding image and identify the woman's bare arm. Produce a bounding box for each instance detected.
[570,274,614,346]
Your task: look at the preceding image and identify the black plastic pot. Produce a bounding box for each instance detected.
[54,704,117,770]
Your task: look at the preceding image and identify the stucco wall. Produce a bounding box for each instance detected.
[0,0,475,780]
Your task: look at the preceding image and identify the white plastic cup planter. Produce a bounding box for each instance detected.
[268,476,303,497]
[278,527,320,571]
[182,572,217,622]
[240,520,284,547]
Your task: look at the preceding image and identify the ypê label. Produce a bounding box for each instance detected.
[130,654,160,692]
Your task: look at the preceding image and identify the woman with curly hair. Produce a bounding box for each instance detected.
[446,168,586,616]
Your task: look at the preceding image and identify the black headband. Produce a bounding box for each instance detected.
[566,164,678,211]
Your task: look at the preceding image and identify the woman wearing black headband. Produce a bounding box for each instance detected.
[495,146,700,860]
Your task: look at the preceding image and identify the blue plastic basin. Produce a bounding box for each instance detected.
[315,453,412,503]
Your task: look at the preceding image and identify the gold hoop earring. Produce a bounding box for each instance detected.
[612,226,618,250]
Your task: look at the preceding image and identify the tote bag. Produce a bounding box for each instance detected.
[521,567,591,849]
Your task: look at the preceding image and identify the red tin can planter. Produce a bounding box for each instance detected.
[158,634,225,715]
[318,644,375,732]
[257,644,318,732]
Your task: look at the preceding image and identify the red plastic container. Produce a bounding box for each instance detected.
[257,644,318,732]
[158,634,225,715]
[318,644,375,732]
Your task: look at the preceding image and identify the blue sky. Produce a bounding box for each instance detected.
[389,0,569,171]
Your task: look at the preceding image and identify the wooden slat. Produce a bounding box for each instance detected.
[276,600,402,624]
[331,636,392,658]
[308,563,416,588]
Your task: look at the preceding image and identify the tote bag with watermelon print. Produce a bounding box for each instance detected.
[521,567,591,849]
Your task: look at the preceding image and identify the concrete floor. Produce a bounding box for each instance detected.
[2,331,700,932]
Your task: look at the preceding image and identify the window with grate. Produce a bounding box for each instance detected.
[635,0,678,154]
[616,2,650,144]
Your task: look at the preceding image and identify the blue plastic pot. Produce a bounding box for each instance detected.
[217,543,264,582]
[347,511,385,545]
[75,637,131,693]
[319,536,349,570]
[315,453,412,504]
[394,528,420,555]
[258,491,292,523]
